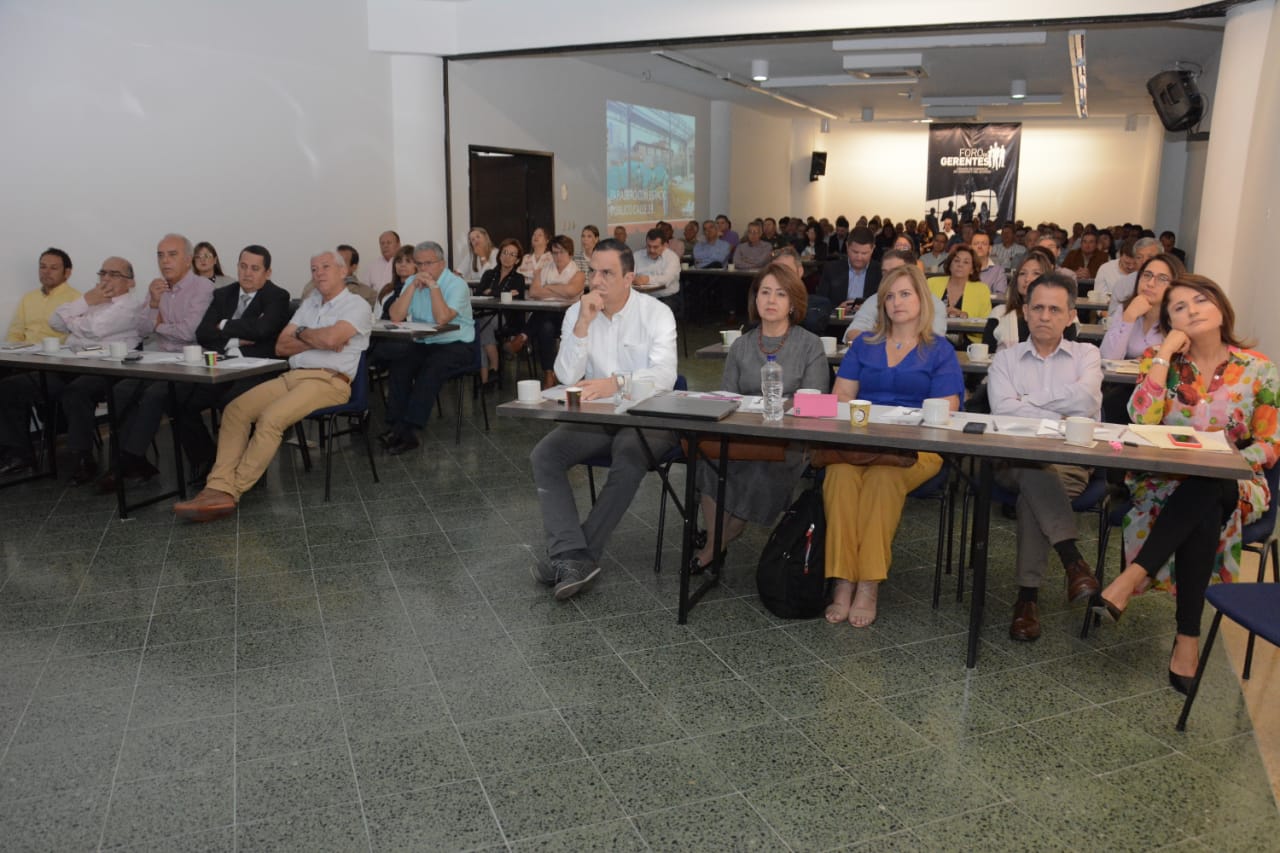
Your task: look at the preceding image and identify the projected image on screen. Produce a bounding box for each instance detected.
[606,101,695,232]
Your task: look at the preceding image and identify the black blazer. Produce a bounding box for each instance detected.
[815,258,881,305]
[196,280,291,358]
[476,267,526,299]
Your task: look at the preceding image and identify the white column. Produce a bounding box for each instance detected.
[389,54,448,250]
[709,100,733,219]
[1194,0,1275,287]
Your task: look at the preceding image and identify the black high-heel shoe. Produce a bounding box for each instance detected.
[1168,639,1197,696]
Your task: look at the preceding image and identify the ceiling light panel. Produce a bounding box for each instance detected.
[832,32,1046,51]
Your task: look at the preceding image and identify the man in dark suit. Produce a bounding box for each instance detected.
[814,226,881,319]
[826,215,850,257]
[177,244,291,481]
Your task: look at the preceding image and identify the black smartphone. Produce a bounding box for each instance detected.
[962,421,987,434]
[122,353,143,363]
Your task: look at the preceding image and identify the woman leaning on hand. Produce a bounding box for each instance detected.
[690,263,829,572]
[823,266,964,628]
[1100,275,1279,694]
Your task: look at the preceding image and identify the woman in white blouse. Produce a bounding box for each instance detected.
[518,227,555,282]
[529,234,586,387]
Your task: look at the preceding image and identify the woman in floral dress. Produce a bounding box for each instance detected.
[1099,275,1279,693]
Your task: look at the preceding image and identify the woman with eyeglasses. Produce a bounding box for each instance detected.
[528,234,585,388]
[193,242,232,286]
[475,238,527,383]
[1099,253,1185,360]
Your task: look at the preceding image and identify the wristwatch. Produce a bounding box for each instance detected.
[294,325,308,340]
[1151,357,1169,367]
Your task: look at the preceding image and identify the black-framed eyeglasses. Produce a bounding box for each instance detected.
[1140,271,1172,285]
[97,270,132,280]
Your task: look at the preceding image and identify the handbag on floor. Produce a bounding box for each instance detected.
[756,479,827,619]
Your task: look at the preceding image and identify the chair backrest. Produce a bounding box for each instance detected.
[1243,462,1280,544]
[348,349,372,411]
[675,374,688,392]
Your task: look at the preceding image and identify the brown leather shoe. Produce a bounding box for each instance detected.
[1064,558,1100,603]
[174,488,236,522]
[1009,600,1042,642]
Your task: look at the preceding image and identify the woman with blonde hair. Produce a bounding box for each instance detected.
[823,265,963,627]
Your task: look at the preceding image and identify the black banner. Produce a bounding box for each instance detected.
[925,123,1021,228]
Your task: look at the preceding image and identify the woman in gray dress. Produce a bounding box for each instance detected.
[691,262,830,571]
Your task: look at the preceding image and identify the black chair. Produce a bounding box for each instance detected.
[292,350,378,501]
[437,337,490,444]
[585,375,688,573]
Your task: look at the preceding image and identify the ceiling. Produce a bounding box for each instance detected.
[577,20,1223,123]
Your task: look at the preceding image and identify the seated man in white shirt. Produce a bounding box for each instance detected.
[987,273,1103,642]
[174,249,372,521]
[529,239,678,601]
[0,257,140,481]
[842,250,947,342]
[920,233,951,275]
[632,228,681,301]
[990,225,1026,273]
[1104,237,1161,314]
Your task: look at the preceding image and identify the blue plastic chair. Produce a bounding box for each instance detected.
[292,350,378,501]
[585,375,688,573]
[437,337,490,445]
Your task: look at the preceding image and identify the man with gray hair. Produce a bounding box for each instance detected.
[379,240,475,454]
[1104,236,1162,314]
[175,249,372,520]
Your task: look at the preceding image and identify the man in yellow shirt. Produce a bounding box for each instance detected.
[7,248,81,343]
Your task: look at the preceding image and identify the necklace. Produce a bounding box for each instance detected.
[757,327,791,356]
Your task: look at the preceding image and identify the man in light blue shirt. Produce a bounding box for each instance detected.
[382,240,475,454]
[692,219,731,268]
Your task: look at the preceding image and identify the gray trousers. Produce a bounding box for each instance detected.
[531,423,677,562]
[995,463,1090,588]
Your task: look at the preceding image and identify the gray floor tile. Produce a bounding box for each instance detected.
[102,769,234,848]
[459,708,585,776]
[351,725,473,798]
[532,654,648,708]
[364,779,504,852]
[235,657,338,712]
[633,793,783,851]
[235,801,367,851]
[0,731,120,801]
[116,715,235,782]
[620,641,736,697]
[509,819,647,853]
[662,677,781,737]
[692,721,835,789]
[743,769,904,850]
[236,699,347,761]
[235,745,360,824]
[0,786,112,852]
[593,739,735,814]
[486,758,623,840]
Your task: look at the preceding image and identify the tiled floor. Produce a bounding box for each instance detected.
[1,328,1277,851]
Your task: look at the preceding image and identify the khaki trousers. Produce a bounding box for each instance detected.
[823,452,942,583]
[206,369,350,500]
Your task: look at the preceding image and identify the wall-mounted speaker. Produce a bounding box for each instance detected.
[809,151,827,182]
[1146,70,1205,133]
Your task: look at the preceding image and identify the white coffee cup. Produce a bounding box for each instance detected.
[183,345,203,365]
[726,263,736,272]
[1087,289,1102,301]
[966,342,990,361]
[681,262,690,270]
[631,378,655,401]
[108,341,129,359]
[517,379,542,404]
[795,388,820,396]
[820,336,838,355]
[1064,416,1095,446]
[922,397,951,427]
[500,291,514,304]
[721,330,742,346]
[41,337,60,354]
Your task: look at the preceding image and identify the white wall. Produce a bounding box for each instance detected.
[445,55,711,248]
[727,105,794,230]
[0,0,396,327]
[784,117,1164,227]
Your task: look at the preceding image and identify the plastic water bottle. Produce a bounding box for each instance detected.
[761,354,784,422]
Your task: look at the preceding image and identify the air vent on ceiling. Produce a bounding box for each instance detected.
[842,52,927,81]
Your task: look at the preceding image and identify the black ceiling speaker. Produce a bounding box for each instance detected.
[1147,70,1205,132]
[809,151,827,182]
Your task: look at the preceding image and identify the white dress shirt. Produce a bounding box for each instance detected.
[49,292,143,351]
[288,288,373,379]
[633,248,681,298]
[988,337,1103,420]
[366,254,394,292]
[555,291,677,391]
[1096,259,1138,314]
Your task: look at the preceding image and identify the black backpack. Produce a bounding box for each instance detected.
[756,480,827,618]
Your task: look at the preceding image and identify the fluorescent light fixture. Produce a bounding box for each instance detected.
[833,32,1046,51]
[762,75,920,88]
[820,118,830,133]
[1011,79,1026,99]
[751,59,768,81]
[1068,29,1088,118]
[922,94,1061,107]
[842,53,926,79]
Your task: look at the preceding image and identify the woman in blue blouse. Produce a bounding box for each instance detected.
[824,266,964,627]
